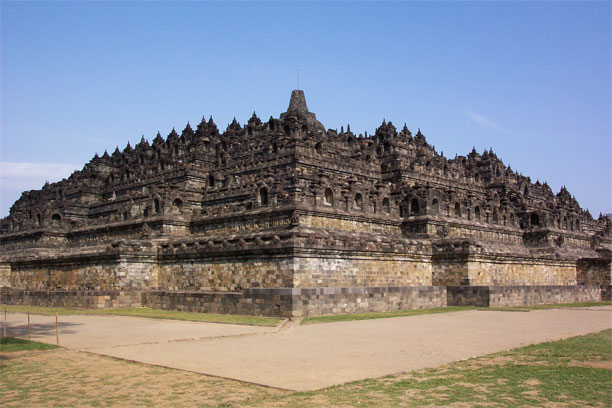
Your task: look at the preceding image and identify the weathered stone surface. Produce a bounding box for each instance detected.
[447,285,604,307]
[0,91,610,316]
[0,289,142,309]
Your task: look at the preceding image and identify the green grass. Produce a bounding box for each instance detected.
[302,301,612,325]
[0,337,58,353]
[0,305,281,327]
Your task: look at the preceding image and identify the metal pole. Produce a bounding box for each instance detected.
[28,311,31,341]
[55,312,59,346]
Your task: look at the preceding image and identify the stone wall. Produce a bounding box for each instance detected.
[576,258,611,286]
[156,256,294,291]
[0,289,142,309]
[0,262,10,287]
[601,285,612,301]
[447,285,604,307]
[432,259,468,286]
[301,213,400,236]
[291,286,447,317]
[293,254,432,287]
[467,258,577,286]
[432,247,578,286]
[5,255,155,291]
[1,239,609,317]
[446,286,490,307]
[143,288,293,317]
[448,224,524,244]
[191,212,293,235]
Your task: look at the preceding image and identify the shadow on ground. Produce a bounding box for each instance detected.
[2,321,81,337]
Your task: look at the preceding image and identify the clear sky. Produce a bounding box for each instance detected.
[1,1,610,218]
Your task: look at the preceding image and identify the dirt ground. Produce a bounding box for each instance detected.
[88,307,612,390]
[3,306,611,391]
[1,312,276,349]
[2,329,610,408]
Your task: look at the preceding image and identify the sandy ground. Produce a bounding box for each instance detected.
[2,313,277,348]
[4,307,611,391]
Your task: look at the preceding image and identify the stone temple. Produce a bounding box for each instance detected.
[1,91,610,317]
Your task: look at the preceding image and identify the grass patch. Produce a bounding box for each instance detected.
[0,337,58,353]
[301,306,476,325]
[0,305,281,327]
[0,350,288,407]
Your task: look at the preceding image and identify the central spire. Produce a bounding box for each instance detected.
[280,90,326,133]
[287,90,309,114]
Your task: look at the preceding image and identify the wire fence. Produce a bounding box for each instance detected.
[2,308,60,346]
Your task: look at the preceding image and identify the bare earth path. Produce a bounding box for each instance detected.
[5,307,612,391]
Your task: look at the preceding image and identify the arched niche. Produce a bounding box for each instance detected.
[324,188,334,206]
[259,188,269,206]
[354,193,363,210]
[410,198,420,215]
[430,198,439,214]
[172,198,183,212]
[382,197,391,214]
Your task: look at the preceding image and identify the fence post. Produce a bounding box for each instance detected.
[55,312,59,346]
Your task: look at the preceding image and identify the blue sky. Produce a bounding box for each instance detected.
[1,1,610,217]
